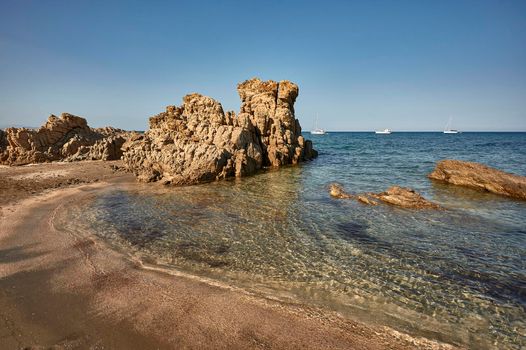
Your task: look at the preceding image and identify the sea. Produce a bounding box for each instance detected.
[56,132,526,349]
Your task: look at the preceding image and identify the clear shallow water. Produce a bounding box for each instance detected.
[58,132,526,349]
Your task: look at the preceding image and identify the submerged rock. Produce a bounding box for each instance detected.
[429,160,526,200]
[0,113,131,165]
[328,183,440,209]
[329,183,353,199]
[123,78,318,185]
[357,195,380,206]
[371,186,441,209]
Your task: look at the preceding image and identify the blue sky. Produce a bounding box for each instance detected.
[0,0,525,131]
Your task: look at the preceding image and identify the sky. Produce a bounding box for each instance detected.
[0,0,525,131]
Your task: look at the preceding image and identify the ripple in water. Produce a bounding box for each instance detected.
[57,132,526,349]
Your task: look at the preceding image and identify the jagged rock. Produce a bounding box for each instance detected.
[429,159,526,200]
[328,183,440,209]
[357,195,379,206]
[237,78,317,166]
[371,186,441,209]
[0,113,131,165]
[329,183,353,199]
[0,129,7,150]
[67,135,127,161]
[123,78,317,185]
[93,126,128,138]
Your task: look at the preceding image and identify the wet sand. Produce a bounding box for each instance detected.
[0,162,459,349]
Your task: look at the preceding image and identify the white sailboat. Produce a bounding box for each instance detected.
[444,117,460,134]
[375,128,392,134]
[310,115,326,135]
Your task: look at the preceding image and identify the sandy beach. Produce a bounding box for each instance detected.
[0,161,457,349]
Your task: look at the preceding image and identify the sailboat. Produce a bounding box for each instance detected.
[444,117,460,134]
[310,115,326,135]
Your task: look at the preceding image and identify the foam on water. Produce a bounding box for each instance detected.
[56,132,526,349]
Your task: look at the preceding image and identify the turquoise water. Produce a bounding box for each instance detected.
[61,132,526,349]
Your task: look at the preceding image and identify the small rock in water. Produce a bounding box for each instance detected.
[372,186,441,209]
[329,184,440,209]
[357,195,379,206]
[329,183,353,199]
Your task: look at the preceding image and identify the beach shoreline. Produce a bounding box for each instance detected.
[0,162,458,349]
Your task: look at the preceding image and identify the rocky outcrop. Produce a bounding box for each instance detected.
[0,113,131,165]
[0,129,7,151]
[329,183,440,209]
[65,134,128,162]
[123,78,317,185]
[237,78,316,166]
[429,160,526,200]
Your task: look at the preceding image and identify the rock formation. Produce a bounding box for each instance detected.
[237,78,316,167]
[122,78,317,184]
[329,183,353,199]
[0,129,7,153]
[0,113,130,165]
[429,159,526,200]
[329,183,440,209]
[373,186,441,209]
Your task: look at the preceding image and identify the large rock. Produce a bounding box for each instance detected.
[329,183,440,209]
[429,159,526,200]
[66,134,128,162]
[123,78,317,185]
[0,129,7,151]
[237,78,316,166]
[0,113,131,165]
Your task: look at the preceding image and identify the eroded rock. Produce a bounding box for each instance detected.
[123,78,317,185]
[429,160,526,200]
[371,186,441,209]
[357,195,379,206]
[329,183,353,199]
[328,183,440,209]
[0,114,131,165]
[67,134,127,162]
[237,78,317,166]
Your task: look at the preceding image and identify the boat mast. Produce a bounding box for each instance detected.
[445,116,453,131]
